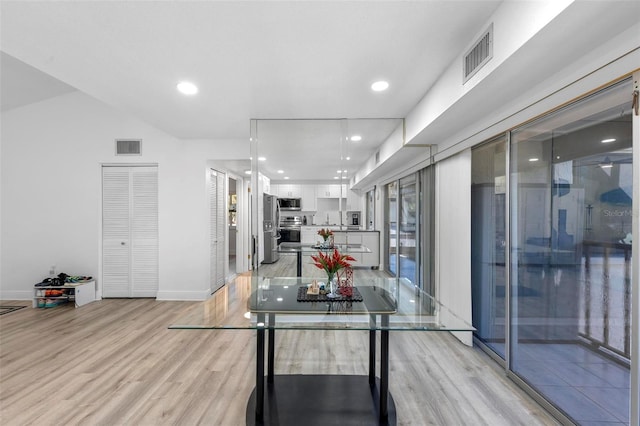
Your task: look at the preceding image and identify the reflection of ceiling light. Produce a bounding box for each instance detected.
[556,156,560,159]
[176,81,198,95]
[601,138,616,143]
[284,176,289,180]
[244,312,251,319]
[371,80,389,91]
[277,170,284,174]
[258,157,266,161]
[600,157,613,169]
[350,135,362,142]
[529,158,539,162]
[244,170,251,175]
[334,176,339,180]
[276,297,283,302]
[346,156,351,161]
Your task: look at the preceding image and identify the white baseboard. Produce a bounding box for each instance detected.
[0,290,32,300]
[155,289,211,301]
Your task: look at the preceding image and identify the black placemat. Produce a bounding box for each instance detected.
[297,286,363,302]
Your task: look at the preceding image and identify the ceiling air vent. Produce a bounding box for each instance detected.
[375,150,380,164]
[115,139,142,156]
[463,23,493,83]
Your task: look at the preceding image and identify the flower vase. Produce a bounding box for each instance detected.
[326,273,337,298]
[322,237,330,248]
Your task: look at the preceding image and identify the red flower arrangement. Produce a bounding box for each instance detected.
[311,248,356,285]
[317,228,334,241]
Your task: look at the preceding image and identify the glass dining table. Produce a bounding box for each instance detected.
[170,275,474,426]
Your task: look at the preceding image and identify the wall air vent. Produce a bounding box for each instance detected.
[463,23,493,83]
[116,139,142,156]
[375,150,380,164]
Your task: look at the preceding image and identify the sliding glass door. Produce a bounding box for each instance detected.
[509,79,632,424]
[386,181,398,276]
[471,136,507,358]
[398,175,417,285]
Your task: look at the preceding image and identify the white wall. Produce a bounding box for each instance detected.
[0,91,248,300]
[435,149,472,346]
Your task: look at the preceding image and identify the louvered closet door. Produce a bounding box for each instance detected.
[210,169,226,293]
[102,166,158,298]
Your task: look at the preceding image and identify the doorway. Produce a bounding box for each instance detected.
[228,177,237,277]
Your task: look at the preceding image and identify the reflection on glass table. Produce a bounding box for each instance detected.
[170,276,474,425]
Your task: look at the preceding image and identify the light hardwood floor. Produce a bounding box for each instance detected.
[0,271,560,425]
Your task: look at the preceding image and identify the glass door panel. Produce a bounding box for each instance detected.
[472,136,507,358]
[509,80,632,424]
[399,175,417,285]
[386,181,398,276]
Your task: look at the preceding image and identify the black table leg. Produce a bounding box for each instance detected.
[256,313,265,421]
[268,313,275,383]
[369,314,376,386]
[297,251,302,277]
[380,314,389,421]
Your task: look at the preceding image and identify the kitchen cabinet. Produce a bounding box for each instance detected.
[332,231,379,269]
[345,187,361,211]
[301,226,318,244]
[301,185,316,211]
[316,184,343,198]
[274,184,302,198]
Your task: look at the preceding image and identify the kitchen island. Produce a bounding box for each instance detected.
[278,242,371,277]
[300,227,380,268]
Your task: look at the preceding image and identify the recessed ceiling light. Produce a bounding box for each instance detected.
[244,170,252,175]
[334,176,339,180]
[350,135,362,142]
[337,170,342,173]
[283,176,289,180]
[529,158,539,162]
[345,156,351,161]
[343,170,347,173]
[341,176,347,179]
[601,138,616,143]
[277,170,284,174]
[176,81,198,95]
[371,80,389,92]
[258,157,266,161]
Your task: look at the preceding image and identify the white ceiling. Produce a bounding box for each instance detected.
[1,1,502,182]
[0,1,501,136]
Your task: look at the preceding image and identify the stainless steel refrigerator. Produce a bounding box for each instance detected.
[262,194,280,263]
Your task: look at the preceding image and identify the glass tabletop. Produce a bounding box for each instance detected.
[169,275,475,332]
[277,243,371,253]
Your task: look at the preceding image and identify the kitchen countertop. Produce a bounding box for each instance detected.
[301,225,378,232]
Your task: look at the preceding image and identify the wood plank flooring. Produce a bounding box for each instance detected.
[0,272,560,425]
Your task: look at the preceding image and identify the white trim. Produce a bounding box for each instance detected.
[630,69,639,426]
[155,289,211,301]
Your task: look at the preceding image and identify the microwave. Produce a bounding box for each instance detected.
[278,198,301,211]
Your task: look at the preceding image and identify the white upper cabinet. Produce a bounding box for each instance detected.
[302,185,316,211]
[272,184,301,198]
[316,184,342,198]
